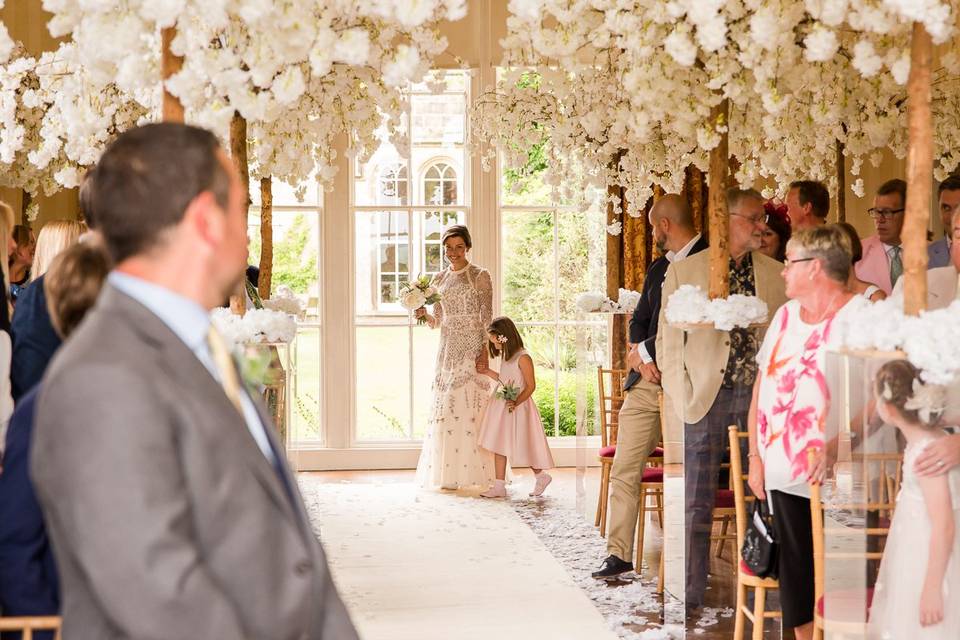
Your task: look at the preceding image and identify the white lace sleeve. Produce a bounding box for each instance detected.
[428,271,444,329]
[477,268,493,329]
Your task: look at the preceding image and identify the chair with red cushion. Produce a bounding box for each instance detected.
[728,427,781,640]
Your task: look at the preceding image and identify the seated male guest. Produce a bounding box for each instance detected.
[593,194,707,579]
[892,194,960,310]
[656,188,788,610]
[0,241,111,638]
[31,123,357,640]
[928,175,960,269]
[855,179,906,295]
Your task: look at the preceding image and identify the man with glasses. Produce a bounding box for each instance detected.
[928,175,960,269]
[856,178,907,295]
[656,188,788,612]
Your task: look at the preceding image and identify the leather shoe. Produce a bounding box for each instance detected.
[591,555,633,579]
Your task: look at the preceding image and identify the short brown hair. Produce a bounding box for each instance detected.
[441,224,472,249]
[44,240,112,338]
[877,178,907,204]
[11,224,32,249]
[874,360,942,428]
[487,316,524,361]
[89,123,230,263]
[937,175,960,198]
[789,180,830,219]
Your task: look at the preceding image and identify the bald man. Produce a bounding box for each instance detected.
[593,194,707,579]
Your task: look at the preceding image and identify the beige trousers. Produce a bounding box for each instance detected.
[606,379,662,563]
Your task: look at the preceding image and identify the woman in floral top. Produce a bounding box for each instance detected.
[747,226,858,640]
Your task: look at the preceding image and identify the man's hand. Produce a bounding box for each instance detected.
[638,362,661,385]
[915,434,960,476]
[626,346,643,372]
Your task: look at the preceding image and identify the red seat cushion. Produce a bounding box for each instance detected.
[739,558,756,577]
[649,446,664,457]
[599,445,616,458]
[641,467,663,483]
[816,588,875,621]
[715,489,735,508]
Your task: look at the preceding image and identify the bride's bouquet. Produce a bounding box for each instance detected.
[400,275,441,325]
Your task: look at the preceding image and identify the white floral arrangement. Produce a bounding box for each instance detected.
[837,297,960,385]
[575,288,642,314]
[210,307,297,350]
[261,285,304,318]
[665,285,768,331]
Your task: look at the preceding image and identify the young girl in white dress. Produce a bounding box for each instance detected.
[867,360,960,638]
[477,317,555,498]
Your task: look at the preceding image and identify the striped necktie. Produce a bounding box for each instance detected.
[889,245,903,286]
[206,327,244,414]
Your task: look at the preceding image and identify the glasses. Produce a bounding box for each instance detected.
[867,208,904,219]
[784,257,816,267]
[731,212,769,226]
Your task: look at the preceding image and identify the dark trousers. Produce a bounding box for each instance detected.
[684,385,751,607]
[770,490,815,629]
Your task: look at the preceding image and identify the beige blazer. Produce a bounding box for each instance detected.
[891,264,959,311]
[656,251,788,424]
[32,286,358,640]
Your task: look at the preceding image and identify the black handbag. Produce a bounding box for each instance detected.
[741,499,779,579]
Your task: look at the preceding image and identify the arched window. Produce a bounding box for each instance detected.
[422,162,457,206]
[377,163,408,205]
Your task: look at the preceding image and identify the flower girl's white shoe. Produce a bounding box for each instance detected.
[529,472,552,497]
[480,480,507,498]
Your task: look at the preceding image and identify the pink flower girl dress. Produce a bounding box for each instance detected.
[478,349,555,472]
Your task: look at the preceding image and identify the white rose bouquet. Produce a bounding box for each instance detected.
[400,274,441,325]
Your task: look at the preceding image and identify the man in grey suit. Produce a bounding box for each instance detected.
[31,123,358,640]
[928,175,960,269]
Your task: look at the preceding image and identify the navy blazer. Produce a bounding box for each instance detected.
[928,237,951,269]
[10,276,62,402]
[0,385,60,623]
[624,235,709,391]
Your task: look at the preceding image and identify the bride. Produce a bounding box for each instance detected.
[415,225,495,490]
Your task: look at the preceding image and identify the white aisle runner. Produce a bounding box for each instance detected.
[300,479,619,640]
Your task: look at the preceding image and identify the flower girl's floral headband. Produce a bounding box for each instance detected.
[882,379,947,425]
[496,334,508,344]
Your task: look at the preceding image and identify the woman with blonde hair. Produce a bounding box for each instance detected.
[11,219,85,400]
[29,220,85,282]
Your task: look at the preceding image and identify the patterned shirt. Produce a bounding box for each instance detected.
[723,252,758,388]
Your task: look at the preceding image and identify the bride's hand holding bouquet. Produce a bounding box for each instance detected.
[401,275,441,325]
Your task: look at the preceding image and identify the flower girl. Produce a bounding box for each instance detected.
[867,360,960,638]
[477,317,555,498]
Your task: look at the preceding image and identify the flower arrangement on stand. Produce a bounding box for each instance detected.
[575,288,642,314]
[664,285,769,331]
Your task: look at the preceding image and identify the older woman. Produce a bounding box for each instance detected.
[414,225,495,490]
[747,226,859,640]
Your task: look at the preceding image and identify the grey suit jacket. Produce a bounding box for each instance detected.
[31,286,358,640]
[928,237,951,269]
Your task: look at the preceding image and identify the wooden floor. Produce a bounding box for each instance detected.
[303,467,789,639]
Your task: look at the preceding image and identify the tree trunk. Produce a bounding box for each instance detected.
[258,176,273,300]
[903,23,933,317]
[229,112,249,315]
[707,99,730,299]
[161,26,184,123]
[836,139,846,223]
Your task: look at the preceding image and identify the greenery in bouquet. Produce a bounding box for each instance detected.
[400,274,442,325]
[495,381,521,402]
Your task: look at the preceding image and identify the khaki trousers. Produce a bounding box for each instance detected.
[606,379,662,563]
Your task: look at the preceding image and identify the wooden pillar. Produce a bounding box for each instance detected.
[707,99,730,299]
[836,139,846,223]
[607,177,626,370]
[903,23,933,317]
[161,26,184,123]
[229,112,249,315]
[258,176,273,300]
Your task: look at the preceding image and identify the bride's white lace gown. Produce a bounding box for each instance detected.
[415,263,495,489]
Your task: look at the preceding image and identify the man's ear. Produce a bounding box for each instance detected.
[183,191,222,247]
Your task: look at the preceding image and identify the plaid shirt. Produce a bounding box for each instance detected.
[723,252,759,388]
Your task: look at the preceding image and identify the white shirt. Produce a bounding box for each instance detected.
[108,272,276,463]
[639,234,702,364]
